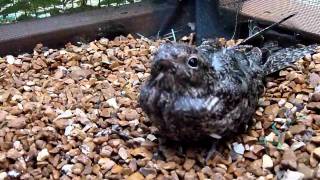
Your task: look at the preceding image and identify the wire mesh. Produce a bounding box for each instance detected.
[0,0,142,24]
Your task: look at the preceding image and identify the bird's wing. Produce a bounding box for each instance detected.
[263,44,318,75]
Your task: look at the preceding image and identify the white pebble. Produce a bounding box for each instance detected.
[278,99,287,107]
[13,141,23,151]
[137,72,144,79]
[107,98,119,109]
[315,85,320,93]
[75,108,88,118]
[18,103,23,110]
[133,137,145,143]
[14,59,22,65]
[290,141,305,151]
[282,170,304,180]
[44,51,50,57]
[255,121,262,129]
[245,144,250,151]
[285,102,294,109]
[118,147,128,160]
[61,164,73,175]
[54,110,74,121]
[26,81,35,86]
[129,119,139,126]
[6,55,15,64]
[291,106,297,114]
[232,142,245,155]
[80,144,91,155]
[274,118,287,124]
[11,94,23,102]
[37,148,50,161]
[0,172,8,180]
[23,86,32,92]
[262,154,273,169]
[147,134,157,141]
[149,46,157,53]
[132,80,140,86]
[265,132,276,142]
[64,125,74,136]
[7,170,20,178]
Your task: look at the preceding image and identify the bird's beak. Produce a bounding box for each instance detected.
[155,59,174,71]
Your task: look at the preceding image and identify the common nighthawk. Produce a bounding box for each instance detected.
[138,14,318,157]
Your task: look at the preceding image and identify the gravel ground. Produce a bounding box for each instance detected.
[0,34,320,180]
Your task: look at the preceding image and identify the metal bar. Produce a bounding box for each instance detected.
[195,0,231,45]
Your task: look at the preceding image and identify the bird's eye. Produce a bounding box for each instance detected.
[187,57,198,68]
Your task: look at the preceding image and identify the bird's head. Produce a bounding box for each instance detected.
[148,42,212,93]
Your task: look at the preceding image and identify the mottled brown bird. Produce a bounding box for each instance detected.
[139,14,318,161]
[139,41,317,143]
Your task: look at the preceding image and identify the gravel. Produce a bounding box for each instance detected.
[0,34,320,179]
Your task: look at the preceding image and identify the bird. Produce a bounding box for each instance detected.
[139,40,317,138]
[138,14,318,159]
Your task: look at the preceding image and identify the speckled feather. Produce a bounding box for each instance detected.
[139,41,318,142]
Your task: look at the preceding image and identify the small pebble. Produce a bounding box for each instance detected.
[262,154,273,169]
[282,170,304,180]
[37,148,50,161]
[233,143,245,155]
[6,55,15,64]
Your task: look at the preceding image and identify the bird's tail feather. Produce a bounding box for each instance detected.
[263,44,319,75]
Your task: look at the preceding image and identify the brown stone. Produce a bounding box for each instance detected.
[111,164,123,174]
[130,147,152,160]
[248,159,264,176]
[313,114,320,126]
[72,163,84,175]
[243,135,258,144]
[309,73,320,87]
[307,102,320,111]
[311,136,320,144]
[0,111,8,122]
[100,108,112,118]
[6,148,22,159]
[313,147,320,160]
[264,104,280,117]
[183,159,196,171]
[297,163,314,179]
[7,117,27,129]
[289,124,306,135]
[124,109,139,121]
[69,69,92,81]
[139,167,157,177]
[53,119,69,129]
[281,149,298,170]
[127,172,144,180]
[252,145,265,155]
[311,92,320,102]
[160,162,177,170]
[244,151,258,160]
[184,170,197,180]
[98,158,115,171]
